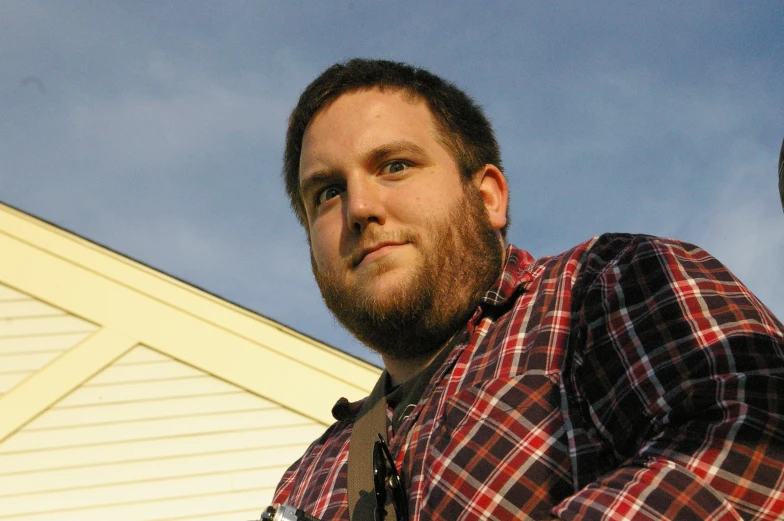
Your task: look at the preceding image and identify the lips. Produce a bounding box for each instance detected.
[353,241,406,267]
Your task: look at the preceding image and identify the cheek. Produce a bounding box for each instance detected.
[390,190,454,229]
[309,240,330,271]
[309,224,341,271]
[397,171,464,216]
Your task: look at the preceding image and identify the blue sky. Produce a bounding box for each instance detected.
[2,1,783,365]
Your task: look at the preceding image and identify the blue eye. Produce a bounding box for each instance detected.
[316,186,342,206]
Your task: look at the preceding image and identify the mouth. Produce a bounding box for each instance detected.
[353,241,406,267]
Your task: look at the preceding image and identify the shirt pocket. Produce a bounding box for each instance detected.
[421,374,572,520]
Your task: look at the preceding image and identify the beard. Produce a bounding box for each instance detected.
[311,183,504,361]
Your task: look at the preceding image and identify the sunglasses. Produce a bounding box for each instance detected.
[373,433,409,521]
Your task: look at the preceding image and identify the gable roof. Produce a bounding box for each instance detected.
[0,200,380,442]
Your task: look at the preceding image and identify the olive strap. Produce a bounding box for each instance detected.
[347,389,390,521]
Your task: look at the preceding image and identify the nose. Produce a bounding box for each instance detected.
[345,176,386,234]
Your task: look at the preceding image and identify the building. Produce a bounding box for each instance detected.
[0,201,380,521]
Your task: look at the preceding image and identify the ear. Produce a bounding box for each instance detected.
[475,164,508,231]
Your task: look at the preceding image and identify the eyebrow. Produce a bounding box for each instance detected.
[300,170,341,203]
[365,140,428,165]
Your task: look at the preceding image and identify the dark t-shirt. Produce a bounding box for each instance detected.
[385,339,456,433]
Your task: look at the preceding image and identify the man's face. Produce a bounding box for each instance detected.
[299,88,504,358]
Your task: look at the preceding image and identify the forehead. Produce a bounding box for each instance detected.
[299,88,442,174]
[313,87,432,130]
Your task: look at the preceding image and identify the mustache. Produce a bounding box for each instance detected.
[349,231,416,267]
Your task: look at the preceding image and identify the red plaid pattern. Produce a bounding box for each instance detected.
[273,234,784,520]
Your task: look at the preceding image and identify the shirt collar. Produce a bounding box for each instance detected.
[480,243,536,307]
[331,379,383,422]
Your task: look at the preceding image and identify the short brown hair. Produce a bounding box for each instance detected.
[284,58,506,235]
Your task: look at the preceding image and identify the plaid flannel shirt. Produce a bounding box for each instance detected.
[273,234,784,520]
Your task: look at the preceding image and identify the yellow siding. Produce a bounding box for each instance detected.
[0,283,96,396]
[1,205,379,424]
[0,345,326,520]
[0,202,381,520]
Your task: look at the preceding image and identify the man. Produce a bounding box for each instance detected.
[272,59,784,520]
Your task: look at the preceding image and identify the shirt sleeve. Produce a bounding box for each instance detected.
[556,235,784,520]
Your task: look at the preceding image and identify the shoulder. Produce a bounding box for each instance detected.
[549,233,708,267]
[272,419,353,506]
[506,233,741,331]
[531,233,718,286]
[491,234,700,305]
[586,233,710,261]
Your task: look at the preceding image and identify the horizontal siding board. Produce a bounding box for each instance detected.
[56,375,242,406]
[0,332,93,355]
[0,467,283,518]
[0,407,313,452]
[0,350,63,372]
[149,504,273,521]
[0,423,324,473]
[0,487,273,521]
[27,391,274,429]
[0,444,306,495]
[86,360,206,384]
[0,299,66,319]
[0,315,96,338]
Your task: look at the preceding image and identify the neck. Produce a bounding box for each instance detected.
[382,328,463,386]
[382,350,442,387]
